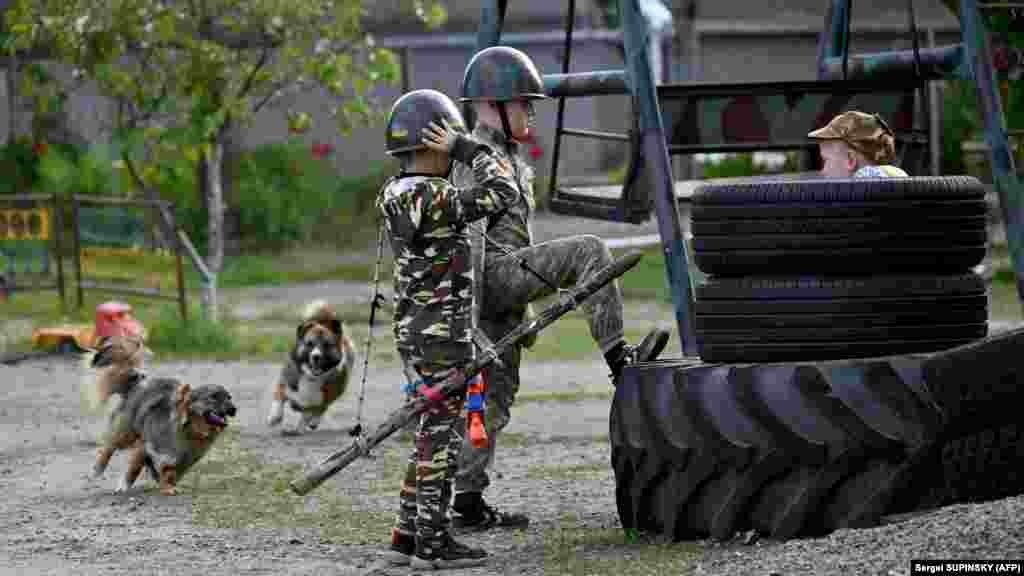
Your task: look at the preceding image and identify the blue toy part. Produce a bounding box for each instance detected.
[402,374,485,408]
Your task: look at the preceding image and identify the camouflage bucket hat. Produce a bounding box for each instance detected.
[460,46,548,102]
[808,110,897,164]
[385,89,467,156]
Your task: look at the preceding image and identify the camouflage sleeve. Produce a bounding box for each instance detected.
[425,142,518,228]
[452,162,487,328]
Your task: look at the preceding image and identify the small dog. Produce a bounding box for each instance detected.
[84,335,237,495]
[267,299,356,434]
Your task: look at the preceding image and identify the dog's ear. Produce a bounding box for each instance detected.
[327,318,343,338]
[296,321,315,340]
[175,382,193,426]
[91,342,116,368]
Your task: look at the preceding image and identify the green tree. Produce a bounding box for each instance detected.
[4,0,446,319]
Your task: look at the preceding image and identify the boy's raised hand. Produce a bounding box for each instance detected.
[421,118,457,154]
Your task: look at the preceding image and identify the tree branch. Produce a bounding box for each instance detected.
[238,44,270,99]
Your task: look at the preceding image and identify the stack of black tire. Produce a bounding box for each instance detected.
[690,175,990,364]
[610,175,1024,543]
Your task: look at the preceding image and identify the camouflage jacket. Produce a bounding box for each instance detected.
[453,123,536,258]
[377,135,519,358]
[452,124,536,325]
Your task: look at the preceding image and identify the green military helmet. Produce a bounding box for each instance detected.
[460,46,548,102]
[385,89,467,156]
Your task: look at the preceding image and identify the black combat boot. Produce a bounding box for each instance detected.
[410,533,488,569]
[452,491,530,531]
[604,327,671,385]
[381,529,415,566]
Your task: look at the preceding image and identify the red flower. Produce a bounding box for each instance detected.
[993,45,1011,72]
[311,142,334,159]
[32,141,48,156]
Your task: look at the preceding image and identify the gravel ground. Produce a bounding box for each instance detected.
[3,352,1024,576]
[3,213,1023,575]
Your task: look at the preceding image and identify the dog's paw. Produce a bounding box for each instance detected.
[267,401,284,427]
[302,414,321,431]
[115,477,132,493]
[160,485,178,496]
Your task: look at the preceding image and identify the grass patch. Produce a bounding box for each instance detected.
[611,245,707,303]
[516,389,613,404]
[189,428,394,544]
[522,313,678,364]
[543,513,704,575]
[0,247,389,321]
[208,249,388,287]
[525,461,610,481]
[989,277,1024,323]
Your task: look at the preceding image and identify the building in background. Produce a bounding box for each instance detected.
[0,0,961,187]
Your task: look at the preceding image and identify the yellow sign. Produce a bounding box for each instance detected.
[0,208,50,241]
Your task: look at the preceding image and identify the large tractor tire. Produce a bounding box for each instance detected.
[611,327,1024,542]
[694,274,988,363]
[690,176,987,276]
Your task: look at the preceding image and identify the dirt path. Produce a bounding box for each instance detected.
[4,342,1024,576]
[4,214,1024,575]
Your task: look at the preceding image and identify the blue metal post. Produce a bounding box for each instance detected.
[962,0,1024,308]
[817,0,852,78]
[465,0,508,130]
[620,0,698,356]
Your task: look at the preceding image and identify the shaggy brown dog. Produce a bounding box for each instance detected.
[84,336,237,495]
[267,299,356,435]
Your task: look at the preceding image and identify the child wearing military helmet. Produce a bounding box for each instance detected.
[449,45,671,532]
[376,88,519,570]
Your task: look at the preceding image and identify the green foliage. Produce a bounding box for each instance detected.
[699,152,801,179]
[941,80,981,176]
[146,303,238,355]
[5,0,445,279]
[36,144,124,197]
[0,138,42,194]
[144,140,396,253]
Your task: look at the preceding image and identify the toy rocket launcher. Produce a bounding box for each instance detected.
[466,374,488,448]
[400,372,489,448]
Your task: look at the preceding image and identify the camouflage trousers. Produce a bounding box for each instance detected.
[454,234,624,494]
[395,342,469,544]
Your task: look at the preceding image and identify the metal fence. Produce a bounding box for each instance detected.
[68,195,188,321]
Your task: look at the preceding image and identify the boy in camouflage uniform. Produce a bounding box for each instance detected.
[809,110,910,178]
[376,88,519,570]
[449,46,671,531]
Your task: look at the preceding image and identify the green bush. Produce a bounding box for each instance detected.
[145,303,239,355]
[36,143,123,198]
[699,152,801,179]
[941,80,980,176]
[230,140,395,250]
[0,138,59,195]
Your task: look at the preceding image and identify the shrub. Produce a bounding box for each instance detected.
[145,303,239,356]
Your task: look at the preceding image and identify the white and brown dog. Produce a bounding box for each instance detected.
[267,300,356,434]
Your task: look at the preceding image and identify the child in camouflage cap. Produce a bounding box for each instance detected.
[808,110,909,178]
[376,88,520,570]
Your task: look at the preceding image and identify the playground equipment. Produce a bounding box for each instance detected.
[472,0,1024,540]
[0,194,66,305]
[31,301,145,353]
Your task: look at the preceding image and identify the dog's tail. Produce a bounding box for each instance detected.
[303,299,330,322]
[79,338,147,415]
[80,347,110,415]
